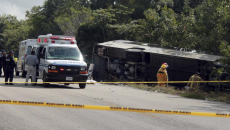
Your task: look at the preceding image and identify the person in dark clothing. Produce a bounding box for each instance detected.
[5,51,16,85]
[2,50,7,77]
[0,52,3,76]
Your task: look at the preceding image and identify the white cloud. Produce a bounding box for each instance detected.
[0,0,45,20]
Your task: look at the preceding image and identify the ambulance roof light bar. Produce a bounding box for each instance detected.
[37,34,77,45]
[49,36,75,40]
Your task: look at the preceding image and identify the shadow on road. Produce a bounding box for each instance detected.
[0,76,81,89]
[0,83,81,89]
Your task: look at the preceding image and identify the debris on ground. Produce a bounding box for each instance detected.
[86,80,101,85]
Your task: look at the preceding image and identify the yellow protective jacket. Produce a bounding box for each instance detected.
[157,68,168,82]
[187,74,202,88]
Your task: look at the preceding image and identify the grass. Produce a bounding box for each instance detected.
[108,75,230,103]
[127,83,230,104]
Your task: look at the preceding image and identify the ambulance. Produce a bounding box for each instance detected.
[16,39,37,77]
[32,34,88,88]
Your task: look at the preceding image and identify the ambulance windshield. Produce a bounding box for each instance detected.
[46,47,83,61]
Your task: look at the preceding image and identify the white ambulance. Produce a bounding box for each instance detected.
[32,34,88,88]
[16,39,37,77]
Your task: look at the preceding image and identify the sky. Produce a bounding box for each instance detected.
[0,0,45,20]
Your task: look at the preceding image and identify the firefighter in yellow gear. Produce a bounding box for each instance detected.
[157,63,169,87]
[187,72,203,89]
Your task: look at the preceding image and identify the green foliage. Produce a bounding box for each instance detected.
[220,41,230,77]
[55,6,93,36]
[25,0,64,37]
[0,15,31,56]
[1,0,230,70]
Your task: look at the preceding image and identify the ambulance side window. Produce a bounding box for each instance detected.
[27,46,32,55]
[38,47,43,59]
[32,47,37,55]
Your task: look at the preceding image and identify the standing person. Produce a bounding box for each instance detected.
[157,63,169,87]
[0,52,2,76]
[5,51,16,85]
[187,72,203,90]
[2,50,7,76]
[25,51,38,86]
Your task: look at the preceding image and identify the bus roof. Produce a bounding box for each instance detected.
[96,40,222,62]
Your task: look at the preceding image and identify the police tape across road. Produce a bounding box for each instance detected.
[0,80,230,84]
[0,100,229,118]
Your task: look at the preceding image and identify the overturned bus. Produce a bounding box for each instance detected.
[92,40,228,87]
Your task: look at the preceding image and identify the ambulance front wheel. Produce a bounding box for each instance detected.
[43,72,50,87]
[79,83,86,89]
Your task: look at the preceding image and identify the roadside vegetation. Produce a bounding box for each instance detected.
[128,84,230,104]
[0,0,230,74]
[0,0,230,95]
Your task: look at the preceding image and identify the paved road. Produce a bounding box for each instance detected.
[0,76,229,130]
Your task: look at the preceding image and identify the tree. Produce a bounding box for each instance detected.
[0,15,31,54]
[193,0,230,54]
[55,6,93,36]
[25,0,65,38]
[93,8,116,41]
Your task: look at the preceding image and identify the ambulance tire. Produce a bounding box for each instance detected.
[43,72,50,87]
[22,70,27,77]
[16,70,19,76]
[79,83,86,89]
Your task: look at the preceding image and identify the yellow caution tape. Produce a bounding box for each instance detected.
[0,80,230,84]
[0,100,229,118]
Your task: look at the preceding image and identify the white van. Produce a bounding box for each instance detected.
[32,34,88,88]
[16,39,37,77]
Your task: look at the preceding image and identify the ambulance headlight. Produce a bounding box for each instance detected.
[80,67,86,71]
[51,66,56,70]
[49,66,56,70]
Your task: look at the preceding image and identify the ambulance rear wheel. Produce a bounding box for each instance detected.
[79,83,86,89]
[16,70,19,76]
[22,70,26,77]
[43,72,50,87]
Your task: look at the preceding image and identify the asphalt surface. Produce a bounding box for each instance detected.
[0,75,229,130]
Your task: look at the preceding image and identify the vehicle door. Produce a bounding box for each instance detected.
[17,47,22,71]
[24,46,32,71]
[31,47,39,77]
[17,46,25,72]
[39,47,46,79]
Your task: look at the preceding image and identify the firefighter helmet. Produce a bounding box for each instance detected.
[161,63,169,68]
